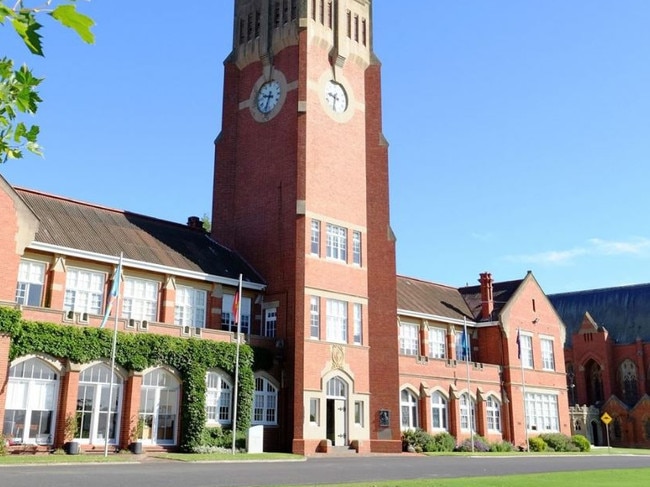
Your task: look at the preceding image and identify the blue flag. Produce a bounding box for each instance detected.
[100,257,122,329]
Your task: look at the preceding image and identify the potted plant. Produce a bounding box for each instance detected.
[63,413,80,455]
[129,416,144,454]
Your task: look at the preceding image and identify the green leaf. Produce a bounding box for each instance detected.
[11,12,44,56]
[50,5,95,44]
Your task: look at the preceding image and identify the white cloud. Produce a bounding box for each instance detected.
[504,237,650,265]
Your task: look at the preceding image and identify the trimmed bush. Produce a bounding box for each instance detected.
[489,440,515,452]
[402,428,435,453]
[539,433,579,452]
[455,435,490,452]
[427,432,456,452]
[571,434,591,452]
[528,436,547,452]
[196,427,246,452]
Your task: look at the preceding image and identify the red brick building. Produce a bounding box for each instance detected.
[0,1,571,455]
[551,285,650,448]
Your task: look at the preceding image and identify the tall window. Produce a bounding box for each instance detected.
[431,391,448,430]
[355,401,364,426]
[486,396,501,432]
[122,277,158,322]
[15,260,45,306]
[221,294,251,334]
[205,371,232,425]
[2,358,59,445]
[139,369,179,445]
[428,327,446,359]
[326,299,347,343]
[264,308,277,337]
[77,364,122,444]
[174,286,207,327]
[620,360,639,407]
[311,220,320,255]
[400,389,418,430]
[64,268,104,315]
[309,398,320,424]
[459,393,476,431]
[353,303,362,345]
[540,338,555,371]
[352,230,362,265]
[310,296,320,339]
[326,223,347,262]
[400,323,418,356]
[252,376,278,425]
[519,333,534,368]
[455,329,471,361]
[525,392,559,432]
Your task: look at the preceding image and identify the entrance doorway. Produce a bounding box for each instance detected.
[325,377,348,446]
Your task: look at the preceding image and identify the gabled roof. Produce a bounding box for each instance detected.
[397,275,474,323]
[549,284,650,346]
[14,187,265,287]
[458,278,524,321]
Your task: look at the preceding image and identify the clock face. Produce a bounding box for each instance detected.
[324,80,348,113]
[256,80,281,114]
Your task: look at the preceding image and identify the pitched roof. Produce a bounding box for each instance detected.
[549,284,650,346]
[459,279,524,321]
[397,275,474,322]
[15,187,265,286]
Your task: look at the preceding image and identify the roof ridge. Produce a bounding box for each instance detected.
[397,274,459,290]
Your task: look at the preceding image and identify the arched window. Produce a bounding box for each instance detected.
[252,376,278,425]
[139,368,179,445]
[205,371,232,425]
[459,393,476,431]
[400,389,418,430]
[2,357,59,445]
[431,391,447,430]
[620,359,639,406]
[326,376,347,398]
[77,363,123,444]
[486,396,501,432]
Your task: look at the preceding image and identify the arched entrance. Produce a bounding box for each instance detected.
[326,377,348,446]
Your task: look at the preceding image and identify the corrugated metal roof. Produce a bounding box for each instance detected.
[549,284,650,346]
[16,188,265,286]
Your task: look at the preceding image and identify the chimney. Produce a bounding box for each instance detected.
[479,272,494,320]
[187,216,204,232]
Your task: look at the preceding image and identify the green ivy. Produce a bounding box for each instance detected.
[0,307,259,452]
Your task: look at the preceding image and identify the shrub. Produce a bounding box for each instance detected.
[0,434,8,456]
[489,440,515,452]
[455,435,490,453]
[539,433,579,452]
[427,432,456,452]
[197,426,246,452]
[402,428,436,453]
[528,436,547,452]
[571,434,591,452]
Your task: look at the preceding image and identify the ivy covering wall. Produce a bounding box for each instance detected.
[0,307,274,452]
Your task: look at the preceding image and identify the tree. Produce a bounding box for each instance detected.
[0,1,94,163]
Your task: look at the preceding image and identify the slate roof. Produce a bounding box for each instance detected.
[549,284,650,346]
[397,275,475,322]
[15,188,265,286]
[459,279,524,322]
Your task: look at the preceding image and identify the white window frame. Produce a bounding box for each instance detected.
[310,296,320,339]
[122,277,159,322]
[15,260,46,307]
[399,323,418,356]
[353,303,362,345]
[309,398,320,425]
[520,334,534,369]
[174,286,207,327]
[431,391,448,430]
[354,400,364,426]
[400,389,418,430]
[139,369,180,445]
[311,220,320,255]
[352,230,361,266]
[205,371,232,426]
[459,393,476,431]
[428,327,446,359]
[540,337,555,371]
[264,308,277,337]
[252,376,278,425]
[64,267,105,315]
[326,223,347,262]
[326,299,347,343]
[76,364,123,444]
[525,392,559,432]
[221,294,251,334]
[486,395,501,432]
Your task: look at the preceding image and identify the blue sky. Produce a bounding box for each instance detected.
[2,1,650,295]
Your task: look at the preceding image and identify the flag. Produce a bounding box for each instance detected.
[100,257,122,329]
[232,290,240,326]
[516,328,521,359]
[460,330,469,361]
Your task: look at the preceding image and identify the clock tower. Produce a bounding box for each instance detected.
[212,0,400,454]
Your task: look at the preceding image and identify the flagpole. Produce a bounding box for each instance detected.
[104,252,123,457]
[519,327,530,452]
[231,274,243,455]
[463,317,474,453]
